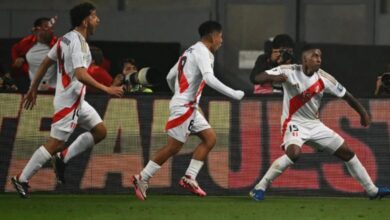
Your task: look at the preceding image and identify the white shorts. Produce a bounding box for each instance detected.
[165,106,211,143]
[282,120,344,154]
[50,101,102,141]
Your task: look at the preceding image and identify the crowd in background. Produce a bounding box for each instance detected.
[1,16,390,97]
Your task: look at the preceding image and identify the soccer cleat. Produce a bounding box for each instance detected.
[249,188,265,201]
[11,176,30,199]
[132,174,148,201]
[51,154,66,184]
[370,187,390,200]
[178,175,207,197]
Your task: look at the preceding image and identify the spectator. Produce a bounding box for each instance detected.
[0,65,18,91]
[250,34,295,94]
[374,64,390,96]
[11,16,58,92]
[26,17,58,91]
[112,58,153,93]
[86,46,113,93]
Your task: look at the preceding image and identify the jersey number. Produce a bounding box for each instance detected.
[178,56,187,81]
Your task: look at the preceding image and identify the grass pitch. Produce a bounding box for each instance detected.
[0,194,389,220]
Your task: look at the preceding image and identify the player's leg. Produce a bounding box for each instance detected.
[12,137,65,198]
[132,136,184,200]
[312,122,388,199]
[333,142,389,198]
[250,122,306,201]
[178,128,216,197]
[250,144,298,200]
[52,102,103,183]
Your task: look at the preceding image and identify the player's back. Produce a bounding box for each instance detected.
[48,30,91,110]
[170,41,213,107]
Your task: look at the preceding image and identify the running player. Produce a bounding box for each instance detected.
[132,21,244,201]
[11,2,124,198]
[249,44,390,201]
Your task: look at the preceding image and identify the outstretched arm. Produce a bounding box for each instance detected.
[342,91,370,127]
[252,72,288,85]
[203,72,244,100]
[75,67,123,97]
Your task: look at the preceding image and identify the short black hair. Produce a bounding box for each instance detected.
[33,17,50,28]
[198,21,222,38]
[70,2,96,28]
[301,44,320,53]
[272,34,294,49]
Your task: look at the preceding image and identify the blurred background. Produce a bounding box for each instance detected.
[1,0,390,96]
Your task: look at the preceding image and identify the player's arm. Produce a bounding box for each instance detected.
[196,50,244,100]
[75,68,123,97]
[23,56,55,110]
[252,71,288,85]
[166,62,178,92]
[203,72,244,100]
[342,91,370,127]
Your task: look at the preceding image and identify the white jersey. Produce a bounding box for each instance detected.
[266,64,346,127]
[168,41,214,108]
[26,42,57,89]
[47,30,91,123]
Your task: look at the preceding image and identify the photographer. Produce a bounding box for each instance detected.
[250,34,295,94]
[375,72,390,97]
[112,58,153,93]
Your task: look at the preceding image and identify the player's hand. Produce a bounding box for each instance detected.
[23,88,38,110]
[106,86,124,97]
[360,112,371,127]
[14,57,25,68]
[271,74,288,83]
[233,90,245,100]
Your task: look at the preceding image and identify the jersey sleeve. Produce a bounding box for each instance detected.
[319,69,346,97]
[195,48,214,77]
[70,39,88,69]
[47,41,58,61]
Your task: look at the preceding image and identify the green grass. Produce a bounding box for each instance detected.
[0,194,389,220]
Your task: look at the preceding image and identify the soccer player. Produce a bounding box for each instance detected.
[132,21,245,201]
[249,45,390,201]
[11,2,124,198]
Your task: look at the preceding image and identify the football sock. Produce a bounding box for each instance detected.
[63,132,94,163]
[254,154,294,191]
[185,159,204,179]
[18,146,51,182]
[140,160,161,182]
[345,155,378,197]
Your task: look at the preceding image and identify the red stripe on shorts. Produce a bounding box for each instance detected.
[51,86,85,124]
[165,106,195,130]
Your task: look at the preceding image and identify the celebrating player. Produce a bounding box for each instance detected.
[132,20,244,201]
[11,2,123,198]
[249,44,390,201]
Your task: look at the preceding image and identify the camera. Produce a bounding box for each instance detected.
[127,67,162,87]
[279,48,295,64]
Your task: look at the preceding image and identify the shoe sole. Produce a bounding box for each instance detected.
[132,176,145,201]
[11,177,29,199]
[178,179,206,197]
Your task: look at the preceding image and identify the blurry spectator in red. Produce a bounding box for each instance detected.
[26,17,58,91]
[87,46,113,93]
[11,16,58,92]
